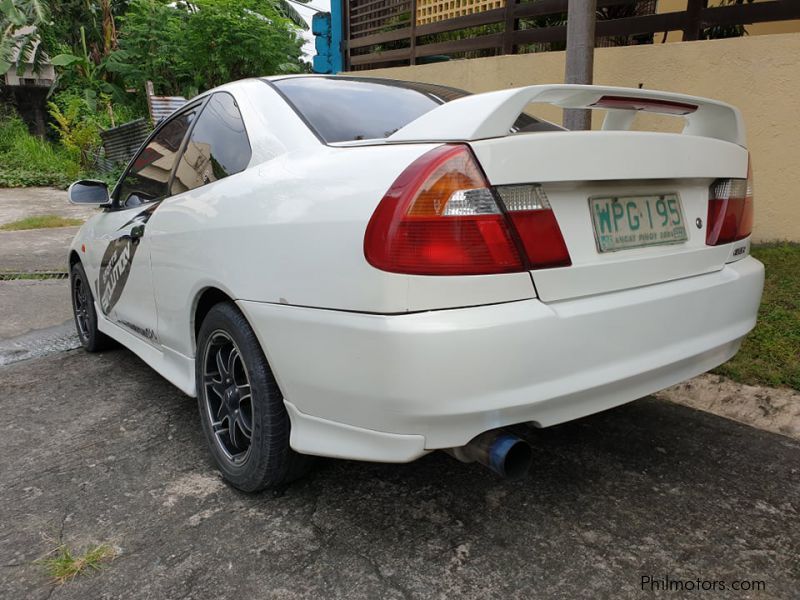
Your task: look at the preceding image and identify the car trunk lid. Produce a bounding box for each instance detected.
[386,84,750,302]
[470,130,749,301]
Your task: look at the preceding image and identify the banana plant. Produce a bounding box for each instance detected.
[50,26,120,101]
[0,0,50,74]
[272,0,311,31]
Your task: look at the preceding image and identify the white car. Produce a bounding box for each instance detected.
[67,76,764,490]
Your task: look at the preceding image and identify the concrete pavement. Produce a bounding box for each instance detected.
[0,227,79,273]
[0,187,83,364]
[0,187,97,226]
[0,348,798,599]
[0,186,97,274]
[0,279,80,366]
[0,279,72,339]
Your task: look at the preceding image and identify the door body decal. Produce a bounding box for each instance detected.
[97,203,160,315]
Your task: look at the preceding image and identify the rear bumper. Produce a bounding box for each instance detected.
[238,256,764,462]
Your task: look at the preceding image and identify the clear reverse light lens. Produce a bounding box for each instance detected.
[441,188,500,216]
[710,178,749,201]
[496,185,551,211]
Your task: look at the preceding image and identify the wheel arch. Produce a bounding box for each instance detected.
[193,286,235,346]
[190,287,283,394]
[68,250,81,269]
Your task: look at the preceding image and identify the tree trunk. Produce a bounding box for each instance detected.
[101,0,118,56]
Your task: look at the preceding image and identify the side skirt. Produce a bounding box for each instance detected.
[96,307,196,397]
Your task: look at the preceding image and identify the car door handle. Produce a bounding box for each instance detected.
[130,224,145,239]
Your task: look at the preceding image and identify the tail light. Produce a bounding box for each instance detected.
[495,185,571,269]
[706,161,754,246]
[364,145,570,275]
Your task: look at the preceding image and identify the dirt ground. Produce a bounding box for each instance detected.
[657,374,800,440]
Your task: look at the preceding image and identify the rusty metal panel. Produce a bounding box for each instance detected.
[144,80,189,121]
[99,118,152,165]
[149,96,188,121]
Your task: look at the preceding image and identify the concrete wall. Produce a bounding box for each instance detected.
[2,63,55,87]
[359,33,800,242]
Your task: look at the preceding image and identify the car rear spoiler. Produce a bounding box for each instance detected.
[387,84,746,146]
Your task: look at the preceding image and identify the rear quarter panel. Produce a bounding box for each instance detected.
[147,143,535,357]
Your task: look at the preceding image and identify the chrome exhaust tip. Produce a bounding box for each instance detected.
[446,429,532,479]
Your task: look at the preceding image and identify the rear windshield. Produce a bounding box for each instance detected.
[270,76,558,143]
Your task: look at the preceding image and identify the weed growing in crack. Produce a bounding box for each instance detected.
[37,543,117,584]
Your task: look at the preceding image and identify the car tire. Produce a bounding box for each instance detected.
[195,302,312,492]
[70,261,115,352]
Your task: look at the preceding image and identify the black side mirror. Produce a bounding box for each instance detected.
[68,180,112,207]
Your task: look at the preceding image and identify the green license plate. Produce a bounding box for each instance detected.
[590,193,688,253]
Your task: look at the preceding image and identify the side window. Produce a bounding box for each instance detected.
[116,108,197,208]
[171,93,252,195]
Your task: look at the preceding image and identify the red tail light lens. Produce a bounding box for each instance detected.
[364,145,571,275]
[364,145,523,275]
[706,161,754,246]
[495,185,572,269]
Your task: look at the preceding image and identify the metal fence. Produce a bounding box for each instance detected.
[345,0,800,70]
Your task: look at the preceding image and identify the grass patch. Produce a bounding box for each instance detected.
[0,215,84,231]
[0,113,123,190]
[713,243,800,390]
[38,543,117,585]
[0,272,69,280]
[0,114,82,189]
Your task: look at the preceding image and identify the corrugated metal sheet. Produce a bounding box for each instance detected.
[149,96,188,121]
[99,118,152,164]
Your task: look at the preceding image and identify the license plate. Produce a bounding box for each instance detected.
[589,194,688,253]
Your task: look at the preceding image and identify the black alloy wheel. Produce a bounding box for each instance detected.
[70,262,114,352]
[201,331,254,463]
[195,302,312,491]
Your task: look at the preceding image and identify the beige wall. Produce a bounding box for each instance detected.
[359,33,800,241]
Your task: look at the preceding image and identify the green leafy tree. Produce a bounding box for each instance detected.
[111,0,306,97]
[181,0,305,90]
[1,0,128,75]
[109,0,189,96]
[46,0,128,60]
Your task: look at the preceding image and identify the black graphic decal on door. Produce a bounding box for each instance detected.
[98,234,139,314]
[97,203,160,315]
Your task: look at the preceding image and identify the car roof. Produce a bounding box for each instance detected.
[195,74,465,103]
